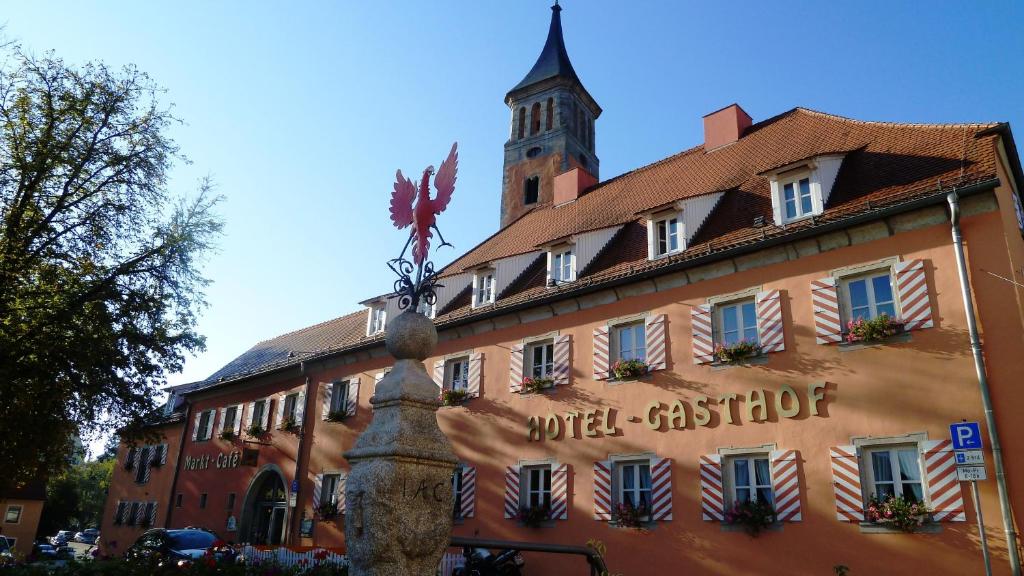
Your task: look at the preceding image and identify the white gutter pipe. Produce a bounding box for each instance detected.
[948,190,1021,575]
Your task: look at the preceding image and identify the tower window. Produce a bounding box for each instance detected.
[526,146,542,158]
[524,176,540,205]
[546,98,553,131]
[531,102,541,135]
[518,107,526,140]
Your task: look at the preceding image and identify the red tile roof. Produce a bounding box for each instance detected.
[198,107,1003,387]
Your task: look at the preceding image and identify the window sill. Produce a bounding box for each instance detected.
[606,373,651,386]
[781,214,818,226]
[517,519,557,529]
[710,354,769,370]
[858,522,941,534]
[518,387,556,397]
[719,521,783,533]
[609,521,655,531]
[649,251,683,262]
[837,332,912,351]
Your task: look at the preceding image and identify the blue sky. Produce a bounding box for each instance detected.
[5,1,1023,398]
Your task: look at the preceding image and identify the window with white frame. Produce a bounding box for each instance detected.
[416,299,436,318]
[526,339,554,380]
[452,464,465,520]
[840,270,897,325]
[446,357,470,391]
[864,445,924,502]
[222,405,239,435]
[321,474,342,506]
[782,175,813,221]
[550,247,575,283]
[615,460,652,512]
[522,464,552,510]
[283,393,300,422]
[725,454,773,507]
[474,271,495,307]
[717,299,759,347]
[329,381,349,414]
[652,214,682,257]
[4,505,22,524]
[612,321,646,362]
[251,399,267,430]
[196,409,215,441]
[368,304,386,335]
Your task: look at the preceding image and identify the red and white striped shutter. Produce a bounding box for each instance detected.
[295,390,306,425]
[159,443,168,465]
[771,450,802,521]
[550,464,569,520]
[322,383,333,421]
[274,395,285,429]
[756,290,785,353]
[645,314,668,370]
[830,445,864,522]
[509,344,524,393]
[135,502,147,525]
[812,278,843,344]
[467,353,482,398]
[592,326,610,380]
[895,259,934,330]
[552,335,571,385]
[699,454,724,521]
[216,408,226,437]
[233,405,243,435]
[691,305,714,364]
[337,473,347,513]
[433,360,446,391]
[191,413,202,441]
[146,501,158,527]
[922,440,966,521]
[245,402,255,429]
[503,465,521,519]
[650,456,672,521]
[133,446,143,472]
[124,446,135,469]
[140,447,152,483]
[593,460,612,521]
[346,379,360,417]
[312,474,322,511]
[206,410,216,439]
[460,466,476,518]
[261,399,271,430]
[114,501,125,525]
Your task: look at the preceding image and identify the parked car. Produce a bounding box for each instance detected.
[49,531,74,546]
[31,542,58,561]
[124,528,234,566]
[73,531,97,545]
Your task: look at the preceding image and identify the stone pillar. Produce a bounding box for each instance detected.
[343,310,458,575]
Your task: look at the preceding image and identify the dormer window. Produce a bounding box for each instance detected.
[367,303,386,335]
[416,299,436,319]
[647,211,684,259]
[549,246,575,284]
[473,270,495,307]
[782,174,813,221]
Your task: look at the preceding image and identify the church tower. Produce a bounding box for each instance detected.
[500,2,601,228]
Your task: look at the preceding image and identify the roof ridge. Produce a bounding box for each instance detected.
[794,106,1000,130]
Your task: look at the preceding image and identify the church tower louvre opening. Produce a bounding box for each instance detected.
[500,1,601,228]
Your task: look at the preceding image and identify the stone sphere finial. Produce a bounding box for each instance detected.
[385,310,438,360]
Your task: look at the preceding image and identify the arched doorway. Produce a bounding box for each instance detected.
[239,468,289,545]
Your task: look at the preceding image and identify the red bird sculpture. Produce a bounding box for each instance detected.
[389,142,458,265]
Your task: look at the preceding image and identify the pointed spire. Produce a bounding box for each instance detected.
[507,2,581,95]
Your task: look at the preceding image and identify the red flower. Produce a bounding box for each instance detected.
[314,549,328,561]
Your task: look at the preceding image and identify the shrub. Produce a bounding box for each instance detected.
[441,388,469,406]
[715,340,763,364]
[516,505,551,528]
[521,376,554,394]
[865,495,931,532]
[724,499,775,536]
[611,359,648,379]
[611,501,648,529]
[846,314,904,343]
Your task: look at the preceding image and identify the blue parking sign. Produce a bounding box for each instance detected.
[950,422,983,450]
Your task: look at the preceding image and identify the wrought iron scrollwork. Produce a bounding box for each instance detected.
[388,248,444,313]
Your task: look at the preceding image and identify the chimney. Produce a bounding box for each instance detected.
[553,167,598,205]
[703,103,752,151]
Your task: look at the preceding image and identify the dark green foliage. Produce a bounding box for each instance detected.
[0,44,222,493]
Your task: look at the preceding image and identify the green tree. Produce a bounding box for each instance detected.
[39,458,114,536]
[0,45,222,493]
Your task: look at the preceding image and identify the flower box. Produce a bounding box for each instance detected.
[280,417,299,433]
[325,410,348,422]
[723,499,775,536]
[611,502,649,529]
[521,376,554,394]
[846,314,905,343]
[245,425,265,438]
[611,359,648,380]
[865,495,931,532]
[220,431,236,440]
[441,388,469,406]
[516,505,551,528]
[715,340,763,364]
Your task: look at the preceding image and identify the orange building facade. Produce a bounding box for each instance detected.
[103,5,1024,575]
